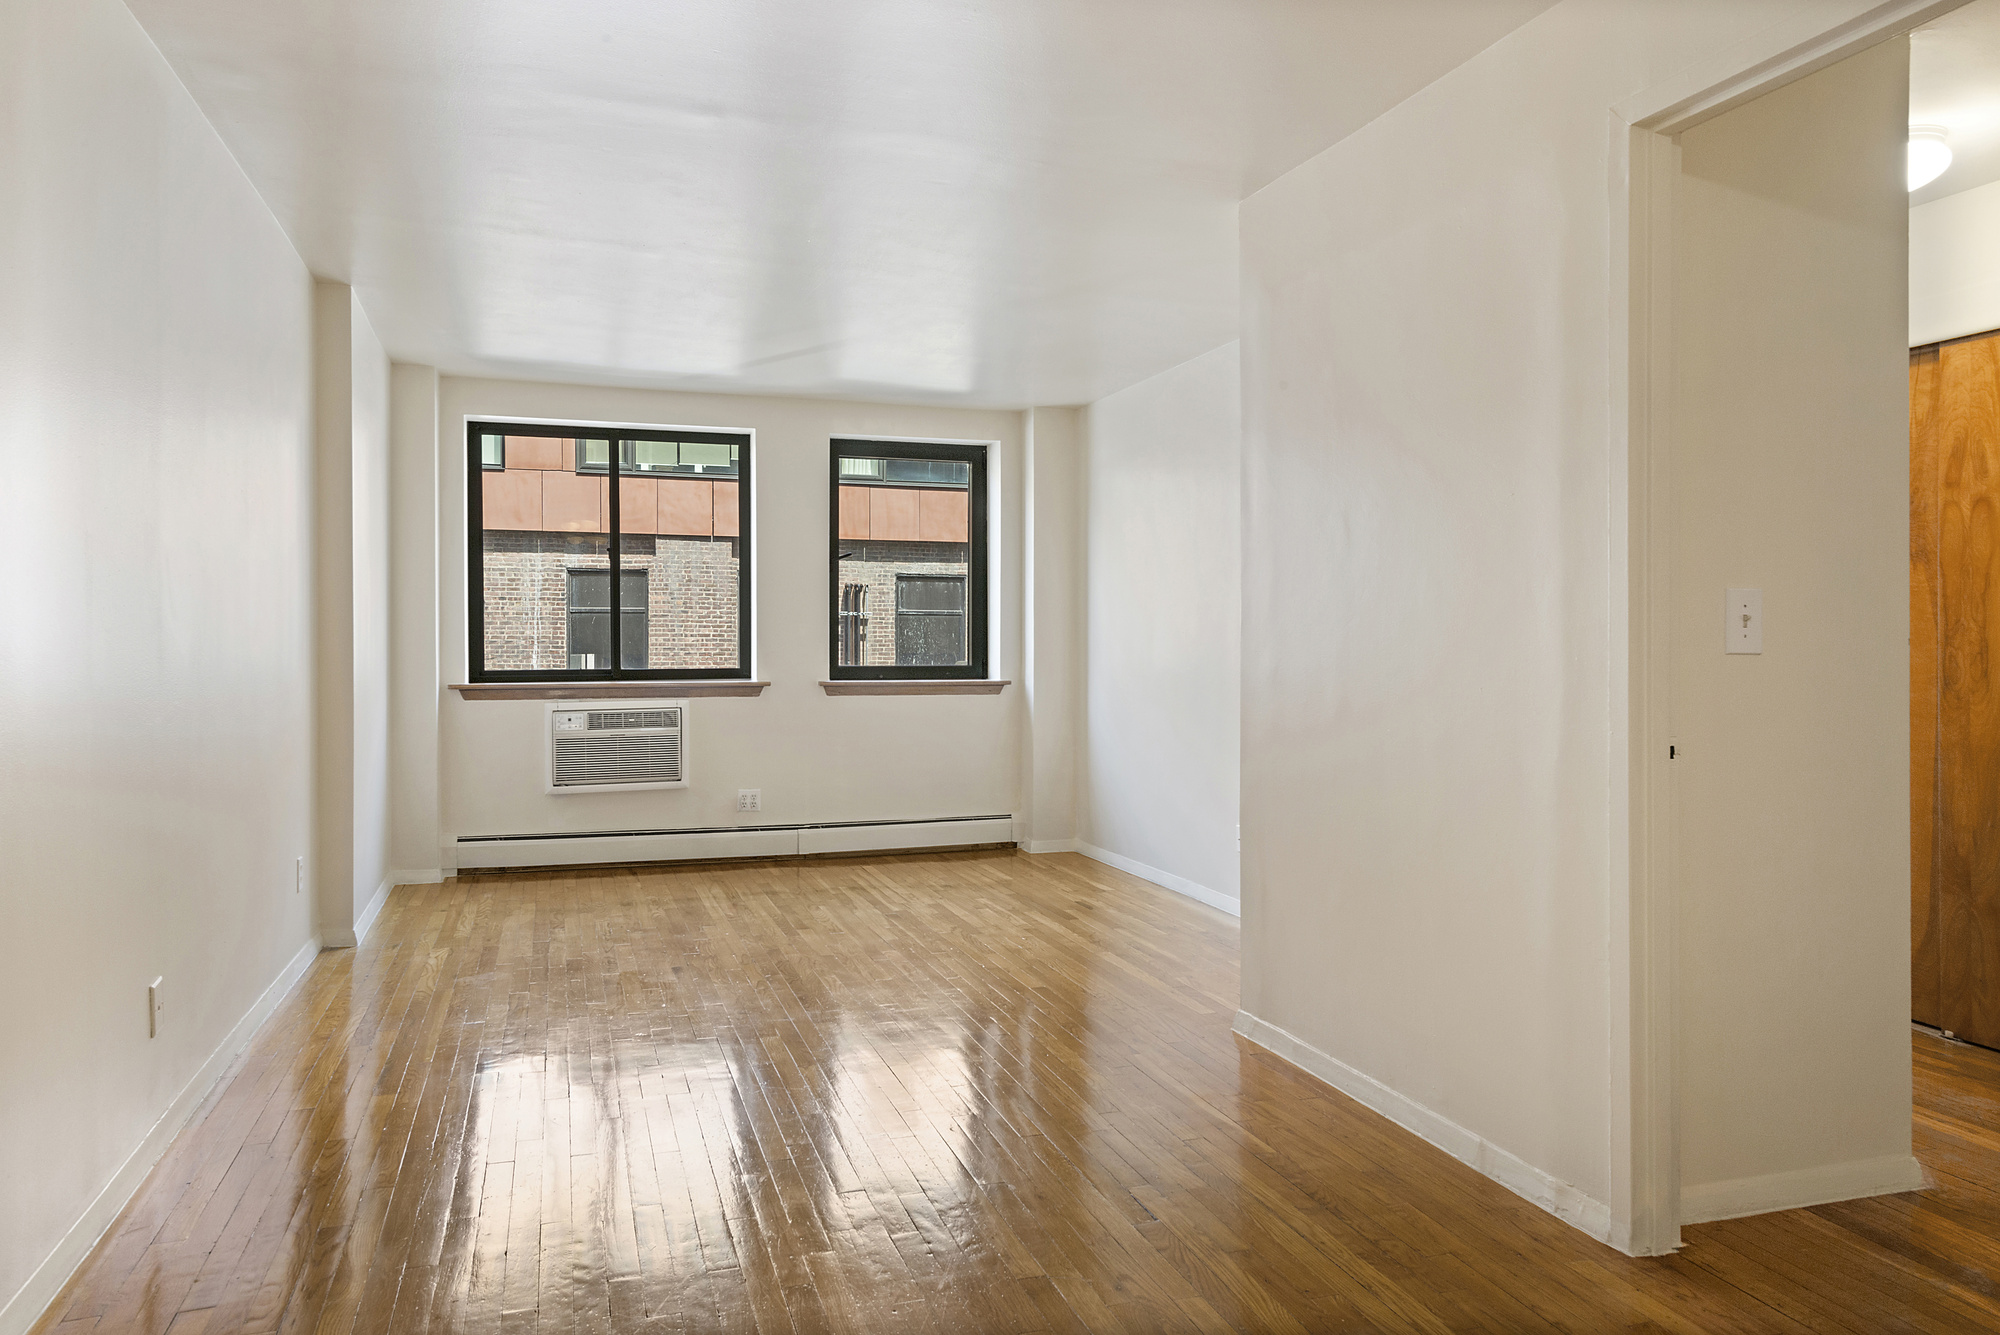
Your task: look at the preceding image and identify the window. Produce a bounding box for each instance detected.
[829,438,987,679]
[468,422,751,681]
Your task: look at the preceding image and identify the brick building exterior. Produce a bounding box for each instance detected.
[481,531,740,670]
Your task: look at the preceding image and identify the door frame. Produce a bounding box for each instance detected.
[1612,0,1963,1256]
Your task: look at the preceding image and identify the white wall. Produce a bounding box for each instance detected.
[1022,406,1084,852]
[1911,176,2000,347]
[0,0,316,1324]
[1237,0,1919,1250]
[389,364,442,877]
[1672,40,1918,1222]
[1079,343,1241,909]
[411,376,1030,852]
[311,282,392,944]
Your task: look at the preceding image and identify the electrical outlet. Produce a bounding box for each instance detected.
[738,789,761,813]
[295,855,303,894]
[148,977,164,1038]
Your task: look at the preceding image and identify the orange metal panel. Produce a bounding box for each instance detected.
[481,469,543,531]
[559,438,574,471]
[870,487,919,541]
[619,476,659,534]
[839,486,872,539]
[917,489,969,543]
[713,481,740,537]
[658,478,714,536]
[542,470,603,532]
[505,435,563,471]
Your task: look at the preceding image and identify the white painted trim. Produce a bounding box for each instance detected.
[0,937,321,1335]
[352,876,394,948]
[1076,841,1240,917]
[1233,1010,1614,1244]
[1680,1154,1927,1225]
[1615,0,1963,133]
[1023,839,1077,854]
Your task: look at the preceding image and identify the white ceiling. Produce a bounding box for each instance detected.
[1913,0,2000,205]
[125,0,1552,408]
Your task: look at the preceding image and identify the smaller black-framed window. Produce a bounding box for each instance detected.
[480,435,505,470]
[829,438,987,680]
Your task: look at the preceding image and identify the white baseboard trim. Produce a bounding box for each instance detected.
[0,936,321,1335]
[1075,841,1240,917]
[1232,1009,1615,1247]
[1023,839,1077,854]
[352,876,394,948]
[1680,1152,1927,1225]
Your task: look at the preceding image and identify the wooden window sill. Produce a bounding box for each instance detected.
[451,681,769,700]
[819,680,1010,696]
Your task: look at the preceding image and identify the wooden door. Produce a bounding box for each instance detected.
[1920,329,2000,1047]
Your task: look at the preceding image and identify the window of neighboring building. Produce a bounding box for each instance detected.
[467,421,752,681]
[829,438,987,679]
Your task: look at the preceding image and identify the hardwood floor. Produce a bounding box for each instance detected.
[31,849,2000,1333]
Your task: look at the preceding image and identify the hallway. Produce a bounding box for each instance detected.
[35,851,2000,1333]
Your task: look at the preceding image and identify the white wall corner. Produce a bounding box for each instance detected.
[1079,842,1240,917]
[0,937,320,1335]
[351,876,395,949]
[1679,1154,1927,1226]
[1231,1009,1615,1248]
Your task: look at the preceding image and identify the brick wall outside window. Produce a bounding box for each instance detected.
[482,530,740,671]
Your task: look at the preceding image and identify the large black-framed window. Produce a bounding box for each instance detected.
[829,438,987,680]
[468,420,752,681]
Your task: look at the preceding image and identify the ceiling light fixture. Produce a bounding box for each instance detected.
[1910,125,1952,192]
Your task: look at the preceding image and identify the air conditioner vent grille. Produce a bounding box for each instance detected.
[553,732,683,787]
[588,709,679,730]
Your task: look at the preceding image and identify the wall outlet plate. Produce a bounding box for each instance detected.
[738,789,761,812]
[148,977,164,1038]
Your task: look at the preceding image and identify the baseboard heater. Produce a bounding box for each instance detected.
[454,814,1015,870]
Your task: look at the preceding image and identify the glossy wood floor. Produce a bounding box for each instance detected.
[33,850,2000,1333]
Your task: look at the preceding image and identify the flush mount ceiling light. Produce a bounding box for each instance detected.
[1910,125,1953,192]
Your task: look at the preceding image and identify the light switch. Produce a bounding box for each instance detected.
[1726,588,1762,654]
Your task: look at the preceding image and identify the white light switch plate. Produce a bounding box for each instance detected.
[1726,588,1762,654]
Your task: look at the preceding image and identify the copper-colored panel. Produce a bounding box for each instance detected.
[559,438,574,471]
[870,487,919,541]
[504,435,562,471]
[481,469,543,531]
[918,489,969,543]
[1913,345,1943,1027]
[1937,331,2000,1047]
[541,470,603,532]
[619,476,659,535]
[658,478,714,536]
[713,481,740,537]
[839,486,872,539]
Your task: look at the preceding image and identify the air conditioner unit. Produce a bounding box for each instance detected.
[546,700,688,794]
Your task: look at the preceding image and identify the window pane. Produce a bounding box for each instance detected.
[683,440,737,472]
[619,447,741,670]
[480,434,504,469]
[576,438,611,472]
[835,451,971,668]
[479,435,610,670]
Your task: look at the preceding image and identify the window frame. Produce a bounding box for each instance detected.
[827,437,988,681]
[467,419,753,683]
